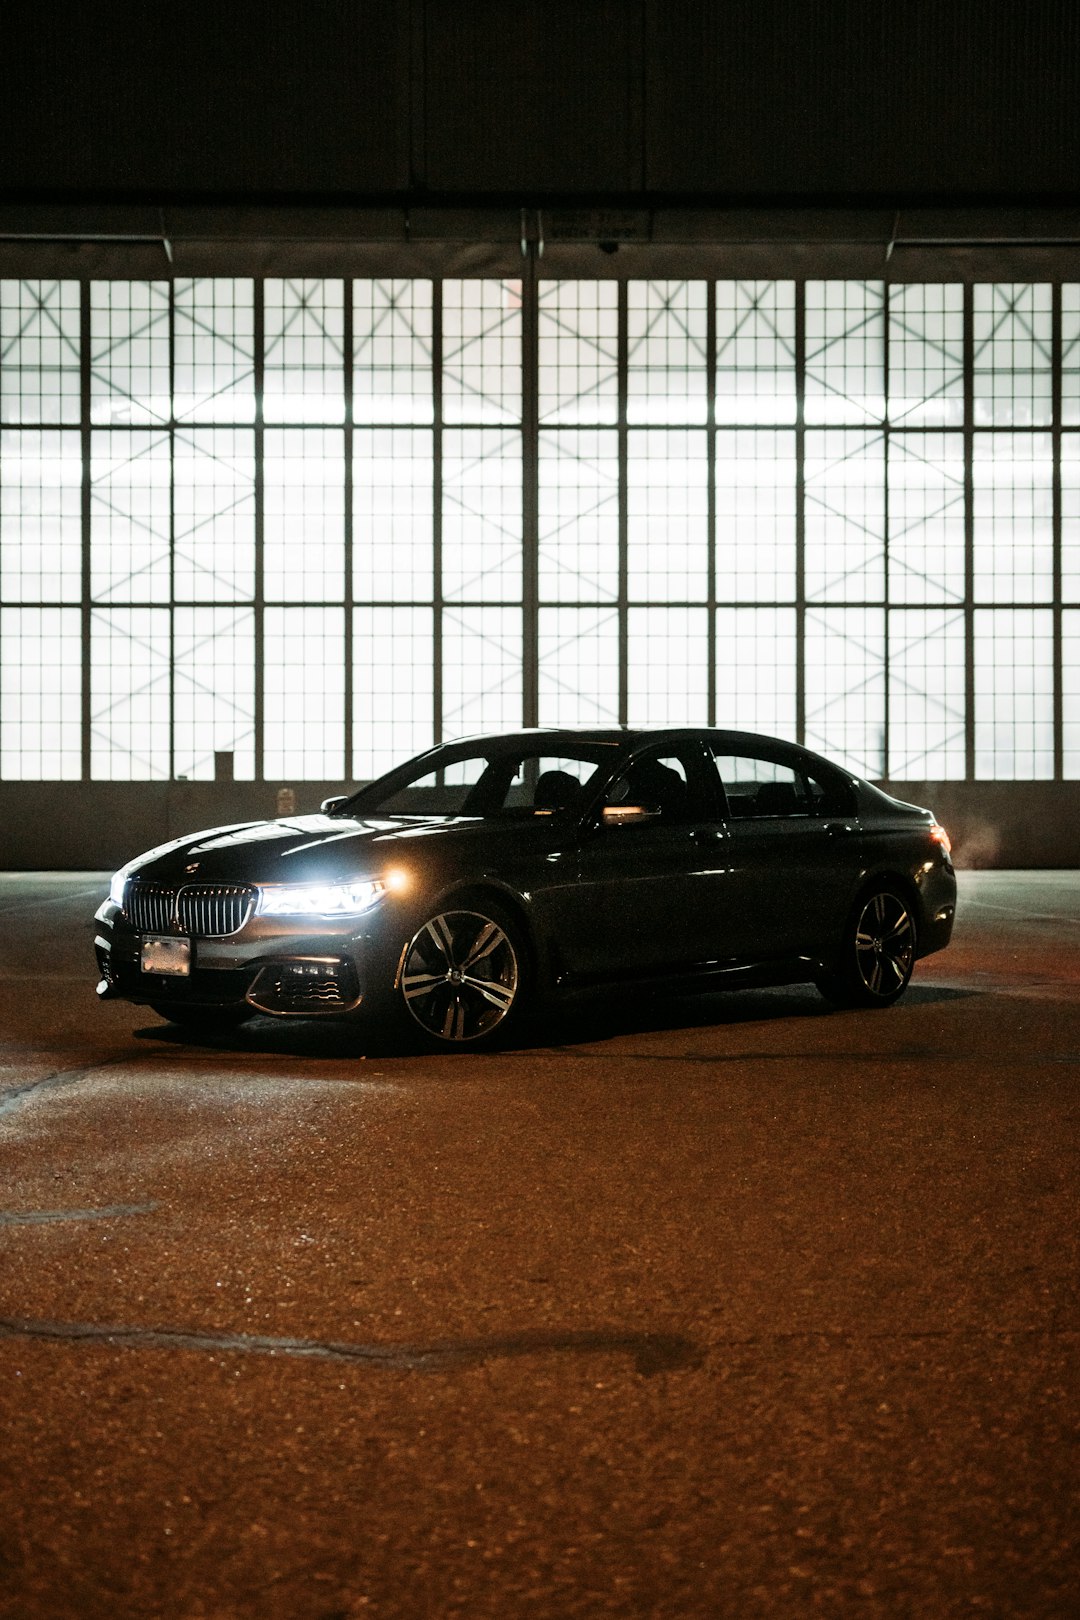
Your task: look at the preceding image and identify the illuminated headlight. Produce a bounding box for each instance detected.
[256,880,386,918]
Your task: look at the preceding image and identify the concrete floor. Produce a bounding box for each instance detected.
[0,870,1077,1619]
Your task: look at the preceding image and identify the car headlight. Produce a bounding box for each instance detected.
[256,879,386,918]
[108,864,132,908]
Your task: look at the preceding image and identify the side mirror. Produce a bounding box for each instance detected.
[320,795,348,815]
[601,803,661,828]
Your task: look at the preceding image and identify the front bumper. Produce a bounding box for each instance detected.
[95,899,374,1016]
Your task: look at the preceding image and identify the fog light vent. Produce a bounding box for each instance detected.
[248,958,359,1015]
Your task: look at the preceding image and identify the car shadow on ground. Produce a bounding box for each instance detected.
[132,981,980,1063]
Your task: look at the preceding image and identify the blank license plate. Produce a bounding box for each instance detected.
[140,936,191,976]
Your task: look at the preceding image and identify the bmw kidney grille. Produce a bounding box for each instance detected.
[125,882,256,938]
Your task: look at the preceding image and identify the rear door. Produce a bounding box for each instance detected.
[707,743,860,958]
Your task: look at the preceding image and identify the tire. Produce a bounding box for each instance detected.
[396,900,530,1049]
[149,1001,256,1030]
[815,885,917,1009]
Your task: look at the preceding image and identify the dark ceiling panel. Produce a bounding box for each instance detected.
[2,0,1077,206]
[422,0,643,194]
[644,0,1080,199]
[0,0,410,196]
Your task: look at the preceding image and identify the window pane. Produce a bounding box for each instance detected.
[1,280,80,424]
[1062,285,1080,428]
[173,279,255,423]
[715,430,796,602]
[627,607,709,724]
[538,430,619,603]
[353,606,433,778]
[0,607,81,779]
[973,284,1052,427]
[538,606,620,726]
[627,281,708,425]
[173,608,255,780]
[888,433,966,604]
[713,755,807,818]
[887,283,964,427]
[715,607,797,738]
[90,430,171,603]
[353,279,432,425]
[538,280,618,425]
[442,607,523,736]
[887,609,966,779]
[443,281,521,425]
[973,609,1054,778]
[263,607,345,780]
[354,428,433,602]
[1060,433,1080,602]
[805,281,885,424]
[442,429,522,602]
[627,430,708,600]
[90,607,170,780]
[1063,609,1080,777]
[805,607,885,777]
[0,429,82,602]
[715,281,796,424]
[263,279,344,424]
[972,432,1054,603]
[805,431,886,602]
[264,428,345,602]
[90,282,170,426]
[173,429,255,602]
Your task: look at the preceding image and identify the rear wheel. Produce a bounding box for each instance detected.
[397,902,529,1048]
[149,1001,256,1030]
[815,886,917,1008]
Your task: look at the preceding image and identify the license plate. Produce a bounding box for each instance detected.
[140,935,191,976]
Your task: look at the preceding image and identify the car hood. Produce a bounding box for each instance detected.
[125,813,552,886]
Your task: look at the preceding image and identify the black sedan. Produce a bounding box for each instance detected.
[95,728,956,1048]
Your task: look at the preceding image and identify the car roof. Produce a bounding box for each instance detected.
[437,726,855,773]
[442,725,809,749]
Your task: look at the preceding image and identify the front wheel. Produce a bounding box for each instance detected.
[815,886,917,1008]
[397,903,529,1048]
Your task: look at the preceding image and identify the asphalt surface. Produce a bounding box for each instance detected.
[0,870,1077,1620]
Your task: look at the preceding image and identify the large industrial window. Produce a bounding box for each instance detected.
[0,275,1077,783]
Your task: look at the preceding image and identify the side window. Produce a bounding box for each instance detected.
[712,753,811,820]
[503,755,600,812]
[605,751,701,823]
[803,766,857,818]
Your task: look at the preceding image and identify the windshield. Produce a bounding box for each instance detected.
[342,743,617,820]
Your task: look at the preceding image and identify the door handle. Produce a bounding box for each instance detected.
[690,826,724,843]
[824,822,855,837]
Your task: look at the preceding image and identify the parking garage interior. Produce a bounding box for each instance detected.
[1,5,1078,1617]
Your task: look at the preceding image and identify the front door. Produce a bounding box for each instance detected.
[567,743,735,979]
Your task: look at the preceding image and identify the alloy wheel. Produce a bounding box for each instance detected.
[854,891,916,999]
[399,909,520,1043]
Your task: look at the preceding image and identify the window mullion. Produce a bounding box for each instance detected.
[795,280,806,746]
[343,278,354,782]
[522,253,539,729]
[618,280,628,727]
[964,283,975,780]
[1053,280,1063,781]
[433,281,443,745]
[253,280,265,783]
[80,280,92,784]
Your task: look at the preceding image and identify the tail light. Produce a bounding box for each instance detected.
[929,821,952,855]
